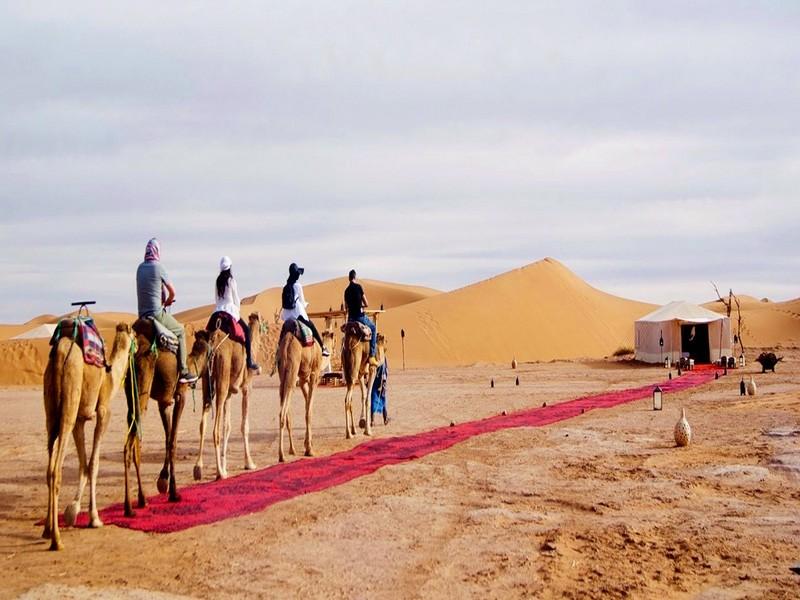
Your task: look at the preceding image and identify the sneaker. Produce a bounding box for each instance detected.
[322,347,331,357]
[178,371,199,384]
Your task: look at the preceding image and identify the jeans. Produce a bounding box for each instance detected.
[352,314,376,357]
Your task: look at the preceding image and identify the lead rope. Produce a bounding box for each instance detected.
[125,337,141,441]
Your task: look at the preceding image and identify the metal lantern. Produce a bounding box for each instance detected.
[653,386,663,411]
[739,354,745,368]
[664,356,670,369]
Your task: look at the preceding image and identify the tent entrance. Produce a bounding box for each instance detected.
[681,323,710,363]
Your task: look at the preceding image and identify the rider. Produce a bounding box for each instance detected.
[280,262,329,356]
[215,256,260,371]
[344,269,377,366]
[136,238,198,384]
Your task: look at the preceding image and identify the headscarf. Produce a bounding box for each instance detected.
[219,255,232,271]
[144,238,161,263]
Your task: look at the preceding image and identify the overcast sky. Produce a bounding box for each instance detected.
[1,1,798,322]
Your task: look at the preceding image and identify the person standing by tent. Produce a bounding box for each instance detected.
[215,256,260,371]
[136,238,197,384]
[344,269,377,366]
[281,262,329,356]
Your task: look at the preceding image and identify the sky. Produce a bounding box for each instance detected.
[1,1,799,322]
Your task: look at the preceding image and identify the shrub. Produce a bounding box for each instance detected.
[612,346,635,357]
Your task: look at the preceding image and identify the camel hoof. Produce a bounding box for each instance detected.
[64,502,80,527]
[137,495,147,509]
[244,461,257,471]
[169,492,182,503]
[304,449,314,457]
[288,448,296,456]
[363,431,373,437]
[358,418,366,429]
[124,505,136,518]
[157,477,169,495]
[193,465,203,481]
[88,517,104,529]
[48,539,63,551]
[279,455,286,463]
[215,472,228,481]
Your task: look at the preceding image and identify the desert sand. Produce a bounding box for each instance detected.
[1,258,799,598]
[1,352,799,598]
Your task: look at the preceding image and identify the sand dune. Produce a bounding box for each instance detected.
[175,278,441,330]
[704,297,800,349]
[377,258,656,367]
[2,259,799,385]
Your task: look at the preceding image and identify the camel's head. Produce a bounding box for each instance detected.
[112,322,134,356]
[191,330,210,355]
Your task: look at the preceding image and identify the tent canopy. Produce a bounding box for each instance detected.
[635,301,732,364]
[636,301,726,324]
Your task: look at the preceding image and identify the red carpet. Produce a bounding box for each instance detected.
[64,367,718,533]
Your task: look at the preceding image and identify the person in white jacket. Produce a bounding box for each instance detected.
[216,256,259,371]
[280,262,329,356]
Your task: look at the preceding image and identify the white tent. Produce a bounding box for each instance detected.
[635,301,732,364]
[11,323,57,340]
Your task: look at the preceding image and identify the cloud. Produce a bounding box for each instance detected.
[0,1,799,321]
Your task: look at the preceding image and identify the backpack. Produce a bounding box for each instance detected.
[281,283,295,310]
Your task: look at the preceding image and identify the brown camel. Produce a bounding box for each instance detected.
[42,322,133,551]
[122,323,210,517]
[276,319,322,463]
[342,327,386,438]
[194,312,268,481]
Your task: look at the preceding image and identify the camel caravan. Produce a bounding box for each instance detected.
[41,241,387,549]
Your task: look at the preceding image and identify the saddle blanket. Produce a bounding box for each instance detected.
[49,317,106,368]
[205,311,246,345]
[280,319,314,347]
[342,321,372,341]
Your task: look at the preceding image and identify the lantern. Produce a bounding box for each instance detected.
[739,354,745,368]
[653,386,663,411]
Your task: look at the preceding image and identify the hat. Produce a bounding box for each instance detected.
[219,256,232,271]
[289,262,304,277]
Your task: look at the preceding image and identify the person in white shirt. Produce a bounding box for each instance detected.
[280,262,329,356]
[216,256,259,371]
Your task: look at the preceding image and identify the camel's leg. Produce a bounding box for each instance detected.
[364,369,376,436]
[42,427,58,540]
[278,385,293,463]
[134,435,146,509]
[123,431,135,517]
[48,415,75,551]
[213,394,227,479]
[286,404,296,456]
[222,394,232,475]
[193,399,212,481]
[241,384,256,470]
[157,402,173,494]
[168,393,185,502]
[344,385,354,439]
[87,405,110,527]
[303,377,317,457]
[65,419,88,527]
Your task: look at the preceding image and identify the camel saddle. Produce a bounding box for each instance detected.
[341,321,372,341]
[49,317,107,368]
[280,319,314,347]
[205,311,246,345]
[132,317,179,354]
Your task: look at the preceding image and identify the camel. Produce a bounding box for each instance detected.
[342,326,386,438]
[276,319,322,463]
[122,324,210,517]
[42,322,133,551]
[194,312,268,481]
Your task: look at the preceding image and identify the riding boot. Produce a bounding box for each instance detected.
[240,318,259,371]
